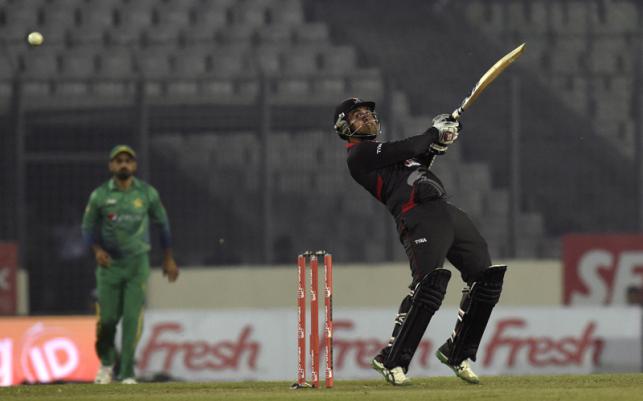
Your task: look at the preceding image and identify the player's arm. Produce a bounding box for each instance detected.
[348,130,438,172]
[81,190,111,267]
[148,186,179,282]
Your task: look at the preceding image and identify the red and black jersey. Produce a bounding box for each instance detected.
[346,127,447,219]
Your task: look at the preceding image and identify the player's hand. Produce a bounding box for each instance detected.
[94,248,111,268]
[162,257,179,283]
[431,113,461,145]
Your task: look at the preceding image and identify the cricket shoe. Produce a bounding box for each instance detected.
[121,377,138,384]
[371,356,411,386]
[94,365,113,384]
[436,344,480,384]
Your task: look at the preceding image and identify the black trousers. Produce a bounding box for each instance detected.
[396,199,491,287]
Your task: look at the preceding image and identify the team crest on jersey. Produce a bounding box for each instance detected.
[404,159,421,167]
[133,198,143,208]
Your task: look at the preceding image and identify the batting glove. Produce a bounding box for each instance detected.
[429,114,461,154]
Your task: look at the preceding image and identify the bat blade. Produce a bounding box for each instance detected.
[451,43,525,120]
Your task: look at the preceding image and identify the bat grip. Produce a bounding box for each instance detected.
[426,107,463,169]
[451,107,463,121]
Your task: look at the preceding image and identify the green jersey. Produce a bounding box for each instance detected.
[81,177,171,258]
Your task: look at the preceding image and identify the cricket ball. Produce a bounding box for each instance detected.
[27,32,44,47]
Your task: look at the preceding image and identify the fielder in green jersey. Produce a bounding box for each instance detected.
[81,145,179,385]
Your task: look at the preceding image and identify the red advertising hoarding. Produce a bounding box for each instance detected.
[0,317,99,386]
[563,234,643,305]
[0,242,17,315]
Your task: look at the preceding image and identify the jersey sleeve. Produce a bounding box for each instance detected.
[347,128,439,173]
[148,186,172,249]
[81,189,101,246]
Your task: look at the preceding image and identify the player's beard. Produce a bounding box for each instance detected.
[353,118,379,136]
[115,169,132,180]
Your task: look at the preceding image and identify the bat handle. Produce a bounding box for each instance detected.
[451,107,463,121]
[426,106,463,169]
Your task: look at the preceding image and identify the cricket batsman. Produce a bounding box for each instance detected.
[81,145,179,384]
[334,98,506,385]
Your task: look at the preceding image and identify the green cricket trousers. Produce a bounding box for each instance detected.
[95,252,150,380]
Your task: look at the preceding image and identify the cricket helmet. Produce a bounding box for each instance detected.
[333,97,379,140]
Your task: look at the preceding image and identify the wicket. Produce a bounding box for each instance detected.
[293,250,333,389]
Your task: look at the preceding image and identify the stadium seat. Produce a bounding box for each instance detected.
[268,0,304,25]
[137,50,171,79]
[282,47,319,75]
[253,44,285,75]
[1,6,38,33]
[0,55,14,96]
[20,48,59,77]
[548,37,586,73]
[274,77,310,96]
[78,4,115,29]
[172,48,209,77]
[166,79,199,97]
[97,48,135,78]
[192,4,230,25]
[322,46,357,74]
[0,54,13,78]
[312,76,345,97]
[293,23,329,45]
[594,118,635,159]
[142,25,182,46]
[200,0,235,9]
[59,50,96,79]
[230,0,268,27]
[68,25,106,48]
[505,1,528,31]
[48,0,82,7]
[105,25,142,46]
[506,1,547,33]
[550,75,588,115]
[591,0,639,33]
[138,51,171,96]
[200,79,235,96]
[42,6,77,27]
[58,50,97,95]
[348,68,384,98]
[218,24,256,46]
[550,1,588,34]
[210,48,250,78]
[590,38,632,73]
[155,2,193,27]
[36,24,68,48]
[593,79,630,122]
[518,36,547,68]
[116,3,154,31]
[94,49,136,96]
[256,25,292,45]
[464,1,503,35]
[4,0,44,13]
[20,48,59,95]
[185,9,228,43]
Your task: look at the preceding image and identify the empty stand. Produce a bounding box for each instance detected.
[256,25,293,45]
[463,0,640,163]
[293,23,329,44]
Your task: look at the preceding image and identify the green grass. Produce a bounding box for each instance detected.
[1,374,642,401]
